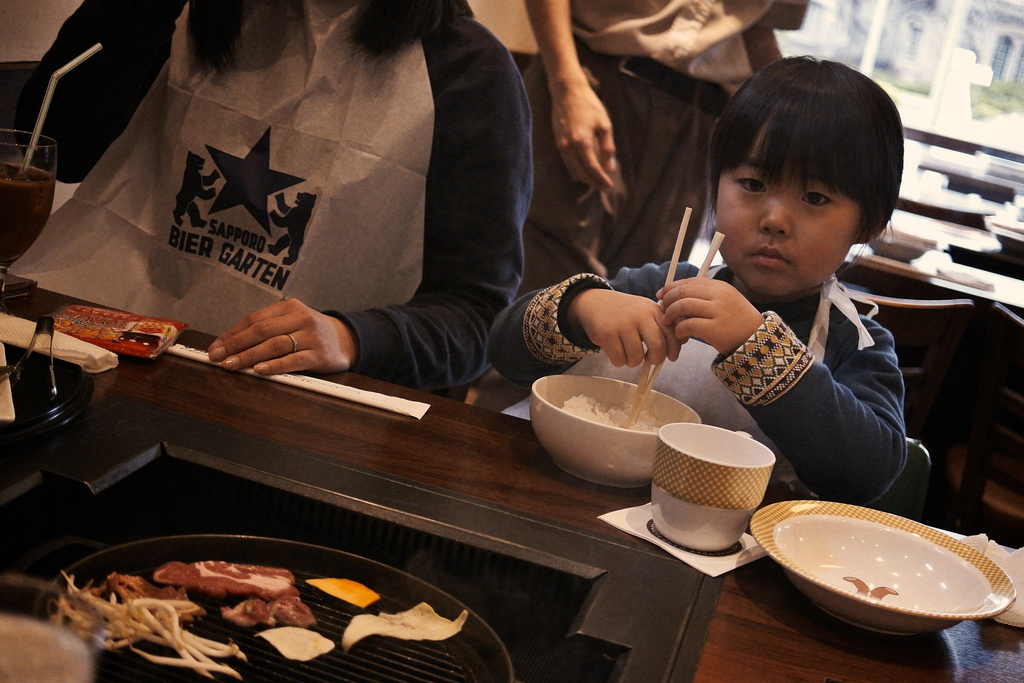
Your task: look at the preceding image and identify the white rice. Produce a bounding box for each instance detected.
[561,395,661,433]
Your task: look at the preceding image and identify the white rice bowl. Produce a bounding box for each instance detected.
[530,374,700,488]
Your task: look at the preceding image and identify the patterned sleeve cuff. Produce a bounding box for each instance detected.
[523,273,609,364]
[712,311,813,406]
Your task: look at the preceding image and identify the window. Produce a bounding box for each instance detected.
[777,0,1024,155]
[906,22,923,61]
[804,2,825,34]
[992,36,1013,81]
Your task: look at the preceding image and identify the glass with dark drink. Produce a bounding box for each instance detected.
[0,129,57,312]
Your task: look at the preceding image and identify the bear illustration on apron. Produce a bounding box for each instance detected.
[17,0,432,335]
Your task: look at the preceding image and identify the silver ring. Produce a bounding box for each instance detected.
[285,333,298,354]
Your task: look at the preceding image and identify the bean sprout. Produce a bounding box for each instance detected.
[58,572,246,679]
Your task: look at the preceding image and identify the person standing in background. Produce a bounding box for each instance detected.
[518,0,807,295]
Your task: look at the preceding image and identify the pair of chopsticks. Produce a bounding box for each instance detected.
[626,214,725,426]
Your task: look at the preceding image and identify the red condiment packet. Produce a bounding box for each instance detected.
[51,304,188,359]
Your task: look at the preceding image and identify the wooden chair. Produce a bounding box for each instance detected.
[945,303,1024,547]
[853,293,975,439]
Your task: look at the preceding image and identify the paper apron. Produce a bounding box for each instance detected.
[17,0,433,335]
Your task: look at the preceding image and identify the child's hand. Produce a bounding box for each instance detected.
[568,289,681,367]
[658,279,765,356]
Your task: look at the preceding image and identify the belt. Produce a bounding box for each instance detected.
[619,56,728,116]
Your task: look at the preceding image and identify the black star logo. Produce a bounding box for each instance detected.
[206,127,303,234]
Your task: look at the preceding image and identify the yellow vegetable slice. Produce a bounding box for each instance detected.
[306,578,380,608]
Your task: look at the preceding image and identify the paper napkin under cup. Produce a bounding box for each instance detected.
[599,503,766,577]
[0,313,117,373]
[962,533,1024,628]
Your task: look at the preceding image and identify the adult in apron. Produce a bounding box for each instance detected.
[18,0,431,338]
[566,272,878,500]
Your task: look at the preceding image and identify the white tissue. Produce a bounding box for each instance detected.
[599,504,766,577]
[0,313,117,373]
[963,533,1024,628]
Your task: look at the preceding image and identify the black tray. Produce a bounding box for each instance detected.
[0,350,93,447]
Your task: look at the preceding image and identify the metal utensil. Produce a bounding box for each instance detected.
[0,317,57,397]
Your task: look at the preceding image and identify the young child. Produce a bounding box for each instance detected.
[488,56,907,505]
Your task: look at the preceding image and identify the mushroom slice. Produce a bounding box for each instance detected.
[341,602,468,652]
[256,626,335,661]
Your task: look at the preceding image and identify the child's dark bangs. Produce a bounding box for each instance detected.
[710,57,904,242]
[750,102,850,195]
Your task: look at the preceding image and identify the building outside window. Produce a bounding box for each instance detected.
[906,21,924,61]
[992,36,1013,80]
[778,0,1024,155]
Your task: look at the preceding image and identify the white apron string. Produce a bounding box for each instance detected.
[807,275,876,361]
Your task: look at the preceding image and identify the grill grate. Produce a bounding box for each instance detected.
[93,570,475,683]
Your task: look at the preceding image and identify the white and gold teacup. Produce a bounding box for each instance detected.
[651,423,775,552]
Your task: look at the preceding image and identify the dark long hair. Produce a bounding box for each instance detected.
[352,0,471,56]
[188,0,243,71]
[189,0,471,69]
[707,56,904,242]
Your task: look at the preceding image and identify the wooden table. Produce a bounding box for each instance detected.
[845,253,1024,314]
[847,210,1024,315]
[903,126,1024,167]
[899,145,1009,231]
[3,290,1022,683]
[916,157,1021,205]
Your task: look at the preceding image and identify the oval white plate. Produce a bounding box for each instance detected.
[750,501,1016,635]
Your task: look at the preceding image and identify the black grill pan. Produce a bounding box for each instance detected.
[62,534,513,682]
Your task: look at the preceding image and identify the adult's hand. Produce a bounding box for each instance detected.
[525,0,616,189]
[207,298,358,375]
[549,80,617,190]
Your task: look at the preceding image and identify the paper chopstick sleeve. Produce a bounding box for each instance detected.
[166,344,429,419]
